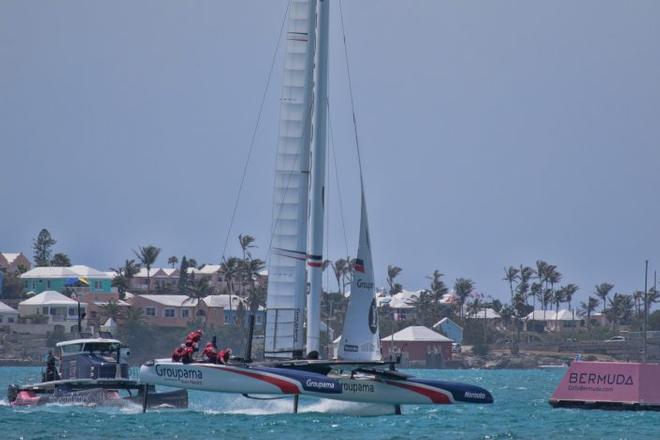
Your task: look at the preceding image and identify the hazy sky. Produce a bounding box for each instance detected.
[1,1,659,304]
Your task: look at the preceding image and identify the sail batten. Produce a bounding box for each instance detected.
[265,0,318,359]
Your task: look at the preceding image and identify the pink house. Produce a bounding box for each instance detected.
[129,294,225,328]
[0,252,31,273]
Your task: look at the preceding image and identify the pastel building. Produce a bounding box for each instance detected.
[20,265,114,294]
[0,252,31,273]
[433,317,464,344]
[0,300,19,325]
[18,291,87,333]
[130,268,180,292]
[381,326,453,367]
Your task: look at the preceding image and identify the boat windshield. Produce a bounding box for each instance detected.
[83,342,120,355]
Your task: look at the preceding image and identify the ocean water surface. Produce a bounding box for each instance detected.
[1,367,659,439]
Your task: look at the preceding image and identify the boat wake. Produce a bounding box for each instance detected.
[200,396,396,416]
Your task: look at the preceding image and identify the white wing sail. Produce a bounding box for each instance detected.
[338,193,382,361]
[265,0,318,358]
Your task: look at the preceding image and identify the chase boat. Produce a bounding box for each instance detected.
[8,337,187,408]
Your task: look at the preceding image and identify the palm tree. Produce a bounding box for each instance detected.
[594,283,614,313]
[184,277,214,327]
[454,278,474,320]
[331,259,349,295]
[633,290,644,319]
[564,283,579,317]
[133,245,161,293]
[100,300,123,322]
[503,266,520,306]
[606,293,635,333]
[111,259,141,299]
[167,256,179,268]
[541,287,553,320]
[219,257,241,312]
[243,258,266,312]
[427,270,448,300]
[386,265,403,296]
[238,234,256,260]
[578,296,600,332]
[552,286,566,332]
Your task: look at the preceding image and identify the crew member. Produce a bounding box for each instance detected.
[172,344,186,362]
[181,345,194,364]
[186,329,203,352]
[218,348,231,365]
[202,342,217,363]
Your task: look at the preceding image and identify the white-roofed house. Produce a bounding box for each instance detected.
[18,290,87,333]
[380,290,421,321]
[0,300,19,326]
[130,267,180,292]
[201,295,265,328]
[381,325,453,367]
[20,265,114,294]
[524,309,582,333]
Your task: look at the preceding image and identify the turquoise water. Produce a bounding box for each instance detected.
[2,367,659,439]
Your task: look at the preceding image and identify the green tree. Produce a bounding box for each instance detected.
[33,229,56,267]
[578,296,600,332]
[178,256,189,292]
[503,266,520,306]
[50,253,71,267]
[100,300,123,321]
[594,283,614,313]
[331,258,351,295]
[133,245,161,293]
[386,265,403,296]
[167,256,179,268]
[454,278,474,320]
[564,283,579,319]
[238,234,256,260]
[606,293,635,333]
[111,259,141,299]
[184,276,214,327]
[219,257,242,311]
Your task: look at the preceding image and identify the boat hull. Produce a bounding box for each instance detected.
[139,360,493,405]
[8,379,188,408]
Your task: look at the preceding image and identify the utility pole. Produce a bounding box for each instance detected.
[643,260,648,363]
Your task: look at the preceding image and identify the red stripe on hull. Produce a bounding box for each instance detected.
[385,381,451,404]
[224,368,300,394]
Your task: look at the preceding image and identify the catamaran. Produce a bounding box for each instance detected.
[139,0,493,413]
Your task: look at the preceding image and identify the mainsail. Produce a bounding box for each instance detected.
[265,0,318,358]
[338,192,382,361]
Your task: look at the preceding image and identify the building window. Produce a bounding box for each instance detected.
[94,281,101,289]
[47,280,51,288]
[145,307,156,316]
[8,317,14,323]
[180,309,190,318]
[256,314,263,325]
[42,307,49,315]
[24,281,28,288]
[164,309,175,318]
[0,316,3,323]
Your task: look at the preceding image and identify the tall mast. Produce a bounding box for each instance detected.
[306,0,329,355]
[265,0,318,359]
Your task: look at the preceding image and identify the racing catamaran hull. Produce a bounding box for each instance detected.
[139,360,493,405]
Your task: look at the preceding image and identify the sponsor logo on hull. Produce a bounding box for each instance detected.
[154,364,204,385]
[302,378,341,394]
